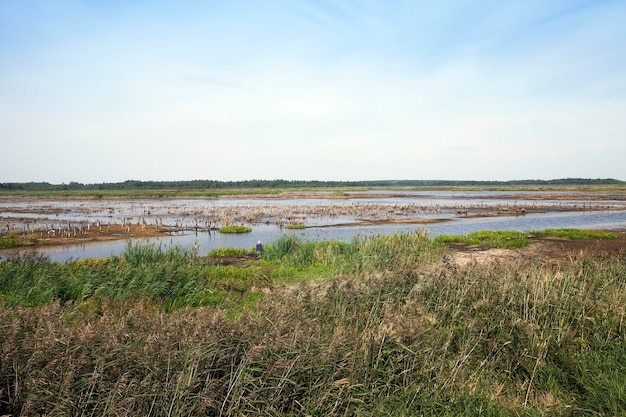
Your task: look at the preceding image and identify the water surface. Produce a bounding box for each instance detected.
[2,191,625,262]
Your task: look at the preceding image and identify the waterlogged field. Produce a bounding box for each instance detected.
[1,231,625,416]
[2,189,626,261]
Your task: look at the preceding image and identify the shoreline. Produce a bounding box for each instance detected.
[2,192,626,252]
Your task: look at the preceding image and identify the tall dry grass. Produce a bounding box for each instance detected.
[1,233,625,416]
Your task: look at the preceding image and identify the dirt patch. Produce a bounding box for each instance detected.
[447,231,626,268]
[2,224,171,249]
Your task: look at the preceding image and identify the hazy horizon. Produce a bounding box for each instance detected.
[2,177,624,187]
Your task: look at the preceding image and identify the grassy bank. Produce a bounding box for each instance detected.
[434,229,618,249]
[1,231,625,416]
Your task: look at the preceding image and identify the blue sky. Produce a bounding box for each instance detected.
[1,0,625,183]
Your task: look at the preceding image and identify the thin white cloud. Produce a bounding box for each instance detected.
[1,1,625,183]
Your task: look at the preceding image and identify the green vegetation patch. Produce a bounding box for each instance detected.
[435,228,619,250]
[207,247,250,257]
[0,242,271,312]
[435,230,530,249]
[0,232,38,248]
[262,231,445,279]
[285,223,306,229]
[218,225,252,233]
[533,228,618,240]
[0,233,21,248]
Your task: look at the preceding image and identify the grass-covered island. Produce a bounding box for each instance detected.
[1,229,624,416]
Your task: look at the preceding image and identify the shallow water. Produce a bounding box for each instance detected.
[2,191,626,262]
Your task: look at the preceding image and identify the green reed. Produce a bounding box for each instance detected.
[207,247,251,257]
[1,231,625,416]
[262,230,445,273]
[0,242,271,312]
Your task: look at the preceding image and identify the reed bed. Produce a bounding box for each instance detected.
[0,242,270,312]
[1,233,625,416]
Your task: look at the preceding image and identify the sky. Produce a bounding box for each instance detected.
[1,0,626,184]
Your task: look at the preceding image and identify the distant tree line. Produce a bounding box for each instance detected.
[0,178,623,191]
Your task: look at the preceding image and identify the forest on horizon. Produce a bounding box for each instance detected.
[0,178,624,191]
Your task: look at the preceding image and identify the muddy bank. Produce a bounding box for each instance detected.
[1,224,170,249]
[1,218,450,250]
[447,231,626,268]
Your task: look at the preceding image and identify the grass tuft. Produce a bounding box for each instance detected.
[218,225,252,233]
